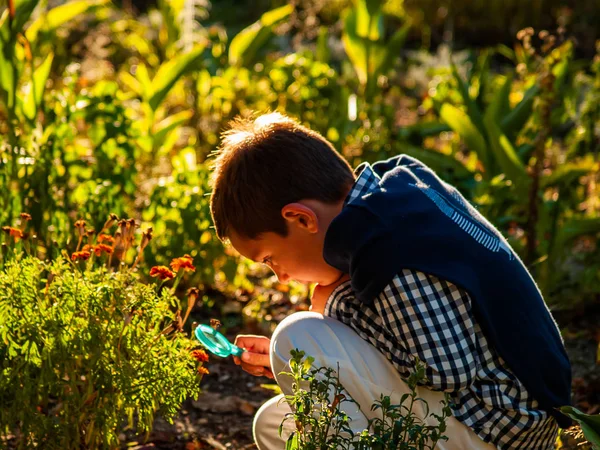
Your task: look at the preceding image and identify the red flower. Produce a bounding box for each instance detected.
[72,251,91,261]
[20,213,32,221]
[197,366,209,375]
[170,254,196,273]
[149,266,175,280]
[191,349,209,363]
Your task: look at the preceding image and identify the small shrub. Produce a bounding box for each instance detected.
[280,349,451,449]
[0,216,207,449]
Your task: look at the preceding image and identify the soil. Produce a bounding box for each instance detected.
[122,301,600,450]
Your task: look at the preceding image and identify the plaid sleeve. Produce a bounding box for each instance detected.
[372,269,479,392]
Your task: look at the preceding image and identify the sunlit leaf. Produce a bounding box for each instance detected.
[149,44,206,111]
[12,0,38,35]
[0,11,16,106]
[342,8,368,85]
[440,103,490,173]
[500,83,539,138]
[228,4,293,67]
[484,115,529,191]
[152,110,194,144]
[25,0,108,44]
[451,65,487,141]
[316,26,329,63]
[119,71,143,96]
[22,52,53,121]
[355,0,383,40]
[486,72,513,124]
[135,63,153,101]
[559,406,600,446]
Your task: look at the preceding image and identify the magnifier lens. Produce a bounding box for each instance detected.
[195,324,244,358]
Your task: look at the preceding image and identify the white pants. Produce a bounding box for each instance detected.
[253,312,496,450]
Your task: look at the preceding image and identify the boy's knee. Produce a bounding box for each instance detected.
[270,311,340,375]
[253,395,292,450]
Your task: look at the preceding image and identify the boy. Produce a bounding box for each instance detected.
[209,112,572,449]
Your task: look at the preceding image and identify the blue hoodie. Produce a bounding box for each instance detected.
[323,154,572,427]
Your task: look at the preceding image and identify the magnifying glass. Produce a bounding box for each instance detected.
[194,324,245,358]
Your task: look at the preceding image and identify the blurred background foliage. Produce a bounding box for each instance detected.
[0,0,599,322]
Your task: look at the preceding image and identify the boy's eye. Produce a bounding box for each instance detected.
[262,257,272,265]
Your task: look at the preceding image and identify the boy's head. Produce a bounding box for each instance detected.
[209,112,355,286]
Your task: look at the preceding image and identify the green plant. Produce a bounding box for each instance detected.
[0,216,207,449]
[560,407,600,449]
[0,0,109,226]
[342,0,411,97]
[280,349,450,449]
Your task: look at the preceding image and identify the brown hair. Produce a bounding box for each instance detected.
[209,112,355,241]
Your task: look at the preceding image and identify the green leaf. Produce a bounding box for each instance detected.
[316,26,329,63]
[172,147,197,173]
[152,110,194,144]
[148,44,206,111]
[0,9,16,108]
[554,218,600,251]
[355,0,383,40]
[228,4,293,67]
[12,0,38,35]
[285,433,299,450]
[541,156,598,189]
[397,121,451,140]
[373,20,410,78]
[135,63,153,101]
[119,71,143,96]
[486,72,513,124]
[451,65,487,141]
[342,8,368,85]
[500,83,539,138]
[21,52,53,121]
[440,103,490,173]
[484,115,529,191]
[25,0,108,44]
[559,406,600,446]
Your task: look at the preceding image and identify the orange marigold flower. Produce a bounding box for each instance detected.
[82,244,93,252]
[2,226,24,242]
[149,266,175,280]
[72,250,91,261]
[170,254,196,273]
[191,349,209,363]
[20,213,32,221]
[97,234,115,245]
[93,244,113,256]
[197,366,209,375]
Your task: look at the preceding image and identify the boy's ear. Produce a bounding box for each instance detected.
[281,203,319,233]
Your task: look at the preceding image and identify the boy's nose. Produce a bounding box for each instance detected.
[276,271,290,284]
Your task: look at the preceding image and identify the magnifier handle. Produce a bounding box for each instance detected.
[230,345,245,358]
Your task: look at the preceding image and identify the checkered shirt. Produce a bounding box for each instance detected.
[324,163,559,449]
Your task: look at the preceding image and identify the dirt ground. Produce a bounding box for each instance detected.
[122,303,600,450]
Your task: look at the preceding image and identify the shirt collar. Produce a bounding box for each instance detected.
[344,162,380,206]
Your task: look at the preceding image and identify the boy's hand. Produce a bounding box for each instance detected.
[233,335,274,379]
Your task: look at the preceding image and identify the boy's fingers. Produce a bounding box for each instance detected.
[241,363,264,377]
[241,351,270,369]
